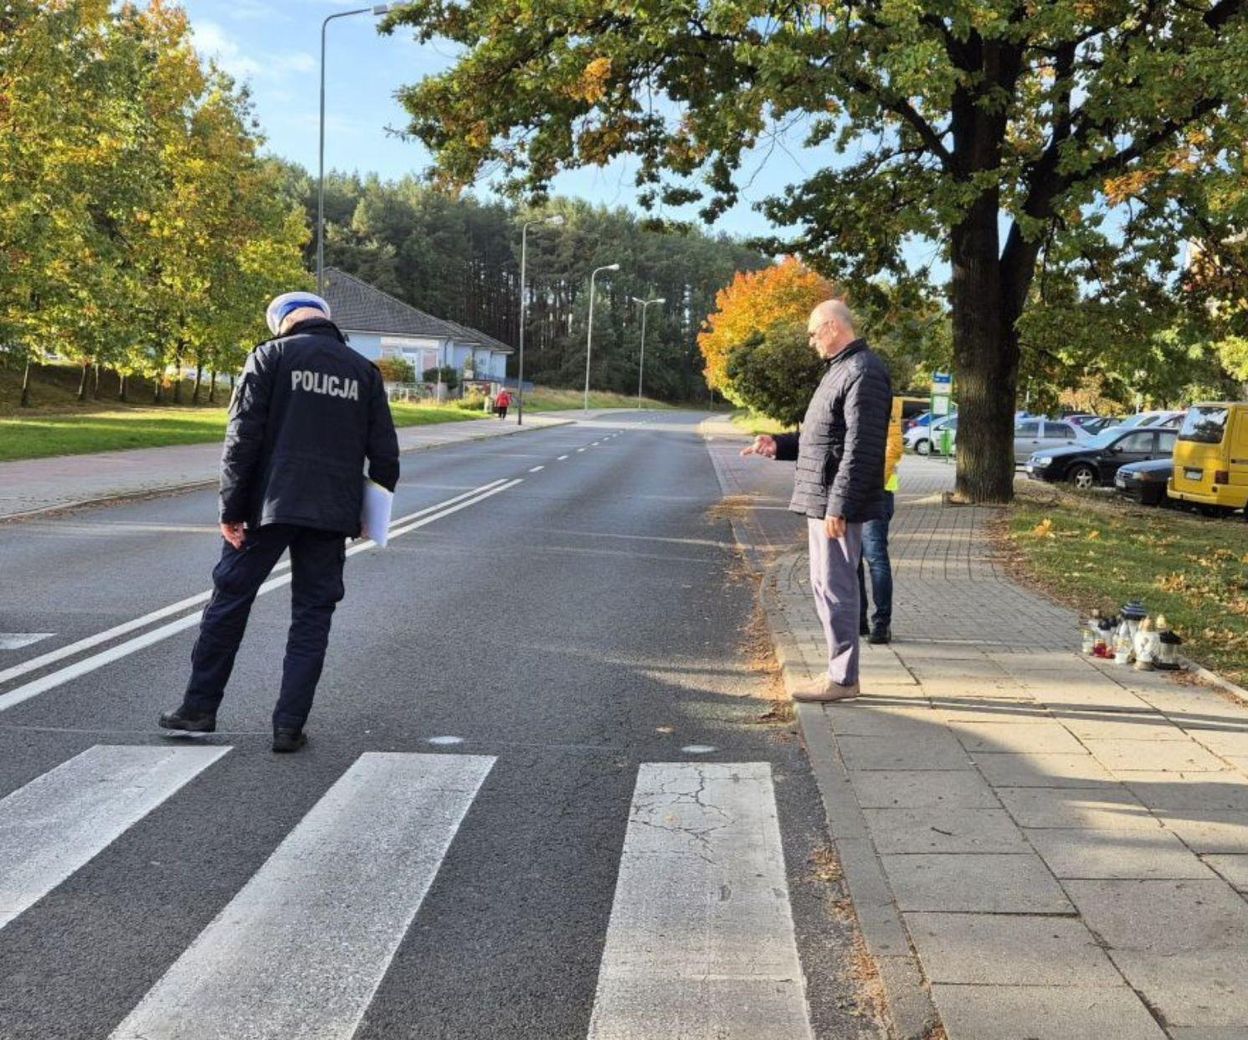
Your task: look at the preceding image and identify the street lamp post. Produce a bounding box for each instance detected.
[516,213,564,425]
[584,263,619,412]
[317,4,392,296]
[631,296,665,409]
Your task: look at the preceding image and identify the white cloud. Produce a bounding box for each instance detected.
[191,20,316,84]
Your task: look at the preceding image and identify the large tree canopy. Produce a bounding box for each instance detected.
[1,0,307,405]
[388,0,1248,501]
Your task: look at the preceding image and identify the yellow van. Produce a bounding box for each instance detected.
[1168,403,1248,511]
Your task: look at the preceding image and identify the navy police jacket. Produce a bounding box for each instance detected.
[219,317,400,536]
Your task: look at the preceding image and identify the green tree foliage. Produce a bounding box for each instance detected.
[725,326,825,427]
[385,1,1248,501]
[0,1,307,406]
[423,365,459,390]
[288,168,767,401]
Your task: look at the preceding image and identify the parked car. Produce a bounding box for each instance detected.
[1167,403,1248,515]
[905,410,931,432]
[1106,410,1185,433]
[1012,418,1088,464]
[1114,458,1174,506]
[906,414,957,455]
[1025,426,1178,488]
[1074,416,1120,436]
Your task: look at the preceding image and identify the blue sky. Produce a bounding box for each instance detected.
[181,0,834,240]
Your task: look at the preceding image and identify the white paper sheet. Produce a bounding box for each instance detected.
[360,480,394,547]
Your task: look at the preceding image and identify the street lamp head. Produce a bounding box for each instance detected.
[604,263,620,272]
[372,4,393,13]
[653,297,666,304]
[546,214,566,226]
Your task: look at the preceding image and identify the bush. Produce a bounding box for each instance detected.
[455,389,488,412]
[377,357,415,383]
[423,365,459,390]
[725,324,824,427]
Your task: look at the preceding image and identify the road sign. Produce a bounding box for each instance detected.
[931,372,953,418]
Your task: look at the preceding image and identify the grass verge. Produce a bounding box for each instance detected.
[518,387,674,412]
[1001,481,1248,685]
[0,403,482,462]
[730,410,795,437]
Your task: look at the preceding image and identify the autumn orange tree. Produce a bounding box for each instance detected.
[698,258,834,407]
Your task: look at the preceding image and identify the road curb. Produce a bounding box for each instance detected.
[0,417,575,524]
[760,555,940,1040]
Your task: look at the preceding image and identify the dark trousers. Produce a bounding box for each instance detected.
[183,524,346,730]
[857,491,895,630]
[495,404,508,419]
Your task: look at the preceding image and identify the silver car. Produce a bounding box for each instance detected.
[1013,419,1086,463]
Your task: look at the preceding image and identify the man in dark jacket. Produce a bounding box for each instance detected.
[159,291,400,751]
[742,300,892,701]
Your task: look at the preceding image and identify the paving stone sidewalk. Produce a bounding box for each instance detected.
[705,422,1248,1040]
[0,410,611,521]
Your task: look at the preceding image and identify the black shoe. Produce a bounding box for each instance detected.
[272,728,307,753]
[158,706,217,733]
[859,619,871,637]
[868,625,892,645]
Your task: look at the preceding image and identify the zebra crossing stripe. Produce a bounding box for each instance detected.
[587,762,814,1040]
[110,752,496,1040]
[0,744,230,932]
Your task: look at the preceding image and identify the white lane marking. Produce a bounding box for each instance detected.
[557,455,570,461]
[385,480,521,540]
[0,481,524,714]
[587,762,814,1040]
[576,448,586,453]
[0,480,509,690]
[680,745,718,755]
[0,745,230,931]
[426,735,464,745]
[110,752,495,1040]
[0,634,54,651]
[528,466,545,473]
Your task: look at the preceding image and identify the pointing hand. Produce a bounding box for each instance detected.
[740,435,778,459]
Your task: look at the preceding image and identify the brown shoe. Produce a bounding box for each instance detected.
[791,675,860,702]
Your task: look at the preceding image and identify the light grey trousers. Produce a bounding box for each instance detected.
[807,518,864,685]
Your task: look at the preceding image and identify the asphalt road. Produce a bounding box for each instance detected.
[0,411,883,1040]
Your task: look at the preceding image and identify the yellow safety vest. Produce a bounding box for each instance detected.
[884,398,903,492]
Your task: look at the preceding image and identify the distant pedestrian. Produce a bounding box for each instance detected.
[858,397,904,644]
[741,300,892,701]
[159,291,400,752]
[495,388,511,419]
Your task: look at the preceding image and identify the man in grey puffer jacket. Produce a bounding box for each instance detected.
[742,300,892,701]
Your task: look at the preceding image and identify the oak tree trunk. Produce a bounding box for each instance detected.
[950,198,1020,504]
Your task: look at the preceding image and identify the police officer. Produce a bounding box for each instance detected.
[159,291,400,752]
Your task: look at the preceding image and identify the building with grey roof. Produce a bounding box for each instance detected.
[322,267,513,383]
